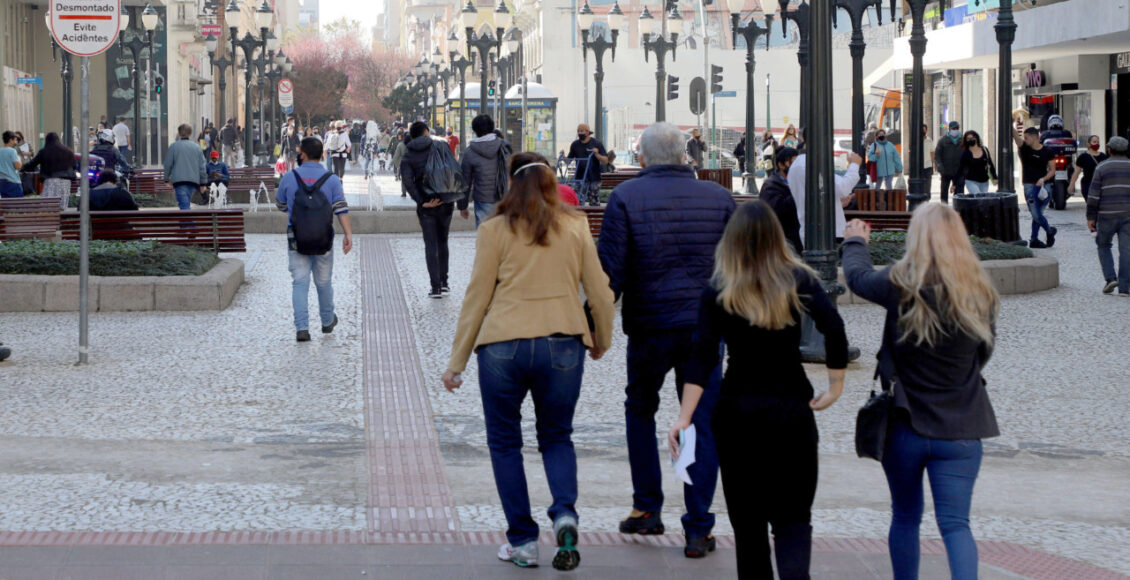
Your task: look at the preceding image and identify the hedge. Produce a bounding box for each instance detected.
[866,231,1033,265]
[0,240,219,276]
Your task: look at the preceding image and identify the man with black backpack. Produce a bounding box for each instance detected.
[400,121,466,299]
[460,114,512,227]
[275,137,353,342]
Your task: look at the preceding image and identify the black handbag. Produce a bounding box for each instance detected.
[855,368,894,461]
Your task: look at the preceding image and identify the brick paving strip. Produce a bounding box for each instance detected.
[0,237,1124,580]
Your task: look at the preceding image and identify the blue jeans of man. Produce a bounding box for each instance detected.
[474,201,495,227]
[882,416,983,580]
[288,249,335,331]
[173,184,197,210]
[1023,184,1052,241]
[1096,216,1130,293]
[118,145,131,165]
[478,336,585,546]
[625,328,721,537]
[0,180,24,198]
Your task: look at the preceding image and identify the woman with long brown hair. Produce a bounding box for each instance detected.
[442,152,615,571]
[668,200,848,579]
[843,203,1000,580]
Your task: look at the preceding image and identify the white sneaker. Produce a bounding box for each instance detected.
[498,541,539,567]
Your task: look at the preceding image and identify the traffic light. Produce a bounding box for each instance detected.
[154,76,164,95]
[666,74,679,101]
[710,65,723,94]
[488,80,497,96]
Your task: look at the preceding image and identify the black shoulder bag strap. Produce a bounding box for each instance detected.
[294,171,333,199]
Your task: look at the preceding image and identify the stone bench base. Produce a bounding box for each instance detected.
[837,256,1059,305]
[0,259,244,312]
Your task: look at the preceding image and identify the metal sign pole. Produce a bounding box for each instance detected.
[78,57,91,365]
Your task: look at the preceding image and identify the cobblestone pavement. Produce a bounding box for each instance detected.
[0,190,1126,578]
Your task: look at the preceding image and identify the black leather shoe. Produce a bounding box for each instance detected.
[296,330,311,342]
[684,534,716,559]
[322,315,338,334]
[619,511,664,535]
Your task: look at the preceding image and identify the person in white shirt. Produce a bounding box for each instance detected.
[922,123,934,186]
[112,117,131,164]
[787,151,863,241]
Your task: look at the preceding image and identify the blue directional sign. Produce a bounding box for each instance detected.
[16,77,42,86]
[712,90,737,98]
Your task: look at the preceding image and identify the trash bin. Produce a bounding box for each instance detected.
[952,193,1021,243]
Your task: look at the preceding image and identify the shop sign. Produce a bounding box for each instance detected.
[1111,52,1130,75]
[1025,68,1047,89]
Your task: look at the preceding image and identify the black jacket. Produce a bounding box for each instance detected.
[758,171,803,253]
[461,136,511,206]
[400,135,453,207]
[842,238,999,440]
[22,145,75,179]
[90,184,140,211]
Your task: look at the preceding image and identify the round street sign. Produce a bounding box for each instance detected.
[50,0,122,57]
[278,79,294,108]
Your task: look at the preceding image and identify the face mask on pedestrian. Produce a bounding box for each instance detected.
[877,134,886,142]
[966,139,977,146]
[950,129,960,138]
[578,133,587,140]
[1090,143,1101,151]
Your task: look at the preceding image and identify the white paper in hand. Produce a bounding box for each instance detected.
[673,425,697,485]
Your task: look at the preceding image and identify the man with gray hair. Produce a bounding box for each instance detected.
[598,122,735,559]
[1087,136,1130,295]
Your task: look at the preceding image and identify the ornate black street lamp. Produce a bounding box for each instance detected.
[833,0,883,188]
[728,2,770,195]
[578,0,624,144]
[777,0,811,129]
[44,9,74,148]
[204,33,234,128]
[461,0,511,114]
[994,0,1017,195]
[902,0,932,209]
[264,48,288,147]
[640,5,683,123]
[117,4,160,164]
[254,32,280,156]
[449,33,473,154]
[227,0,273,166]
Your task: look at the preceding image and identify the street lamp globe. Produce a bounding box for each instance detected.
[494,0,512,31]
[205,32,219,53]
[461,0,478,29]
[668,5,684,36]
[638,6,654,36]
[728,0,744,16]
[608,1,626,30]
[275,48,286,66]
[141,4,159,31]
[254,0,273,30]
[119,5,130,30]
[267,31,280,52]
[284,59,293,72]
[506,28,520,53]
[577,0,595,31]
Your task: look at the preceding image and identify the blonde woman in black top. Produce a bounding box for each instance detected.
[668,200,847,579]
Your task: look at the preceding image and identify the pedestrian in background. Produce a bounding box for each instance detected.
[598,122,735,559]
[400,122,456,299]
[1069,134,1109,202]
[958,131,997,195]
[219,118,240,168]
[686,128,706,169]
[780,124,800,149]
[1087,136,1130,296]
[670,200,847,579]
[1014,126,1057,248]
[461,114,512,227]
[843,204,1000,580]
[112,116,131,164]
[868,128,903,190]
[922,124,935,186]
[20,132,74,209]
[567,124,608,206]
[757,146,803,254]
[934,121,965,203]
[163,124,208,210]
[443,151,615,571]
[733,132,747,175]
[0,131,25,198]
[789,150,862,242]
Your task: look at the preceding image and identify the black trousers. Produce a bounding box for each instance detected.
[714,396,817,580]
[939,172,963,203]
[417,203,454,291]
[333,157,347,179]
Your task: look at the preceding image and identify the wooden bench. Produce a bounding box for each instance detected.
[853,188,907,212]
[60,209,247,253]
[697,168,733,191]
[76,167,276,203]
[579,206,605,239]
[0,197,63,240]
[843,209,912,232]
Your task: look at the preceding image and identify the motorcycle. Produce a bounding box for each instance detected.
[1041,135,1076,210]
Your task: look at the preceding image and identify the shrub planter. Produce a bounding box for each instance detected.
[0,259,244,313]
[952,193,1022,243]
[837,256,1059,305]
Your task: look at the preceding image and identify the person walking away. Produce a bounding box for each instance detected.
[112,116,131,165]
[163,124,208,210]
[461,114,513,227]
[934,121,965,203]
[598,122,735,559]
[328,122,351,179]
[733,132,747,175]
[442,152,615,571]
[686,128,706,169]
[348,122,364,166]
[1086,136,1130,296]
[567,124,608,206]
[842,204,1000,580]
[447,126,460,158]
[392,132,409,196]
[20,133,74,209]
[757,147,803,254]
[1069,135,1109,202]
[957,131,997,195]
[0,132,25,198]
[274,137,352,342]
[922,124,935,187]
[868,129,903,190]
[789,151,863,242]
[281,125,301,172]
[219,118,240,168]
[400,122,458,298]
[1014,126,1058,248]
[670,200,847,579]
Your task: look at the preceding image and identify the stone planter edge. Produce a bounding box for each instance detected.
[836,256,1059,306]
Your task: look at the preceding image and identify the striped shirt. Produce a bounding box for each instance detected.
[1087,157,1130,221]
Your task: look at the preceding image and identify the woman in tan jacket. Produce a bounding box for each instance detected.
[443,152,615,571]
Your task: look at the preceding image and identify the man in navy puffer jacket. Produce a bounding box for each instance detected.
[598,122,735,559]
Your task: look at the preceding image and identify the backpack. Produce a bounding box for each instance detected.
[494,140,513,201]
[290,170,335,255]
[324,131,340,155]
[423,140,465,203]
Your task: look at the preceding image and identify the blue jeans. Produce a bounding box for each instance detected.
[1023,184,1052,241]
[1097,216,1130,293]
[625,329,721,537]
[478,336,585,546]
[288,249,335,331]
[474,201,495,227]
[873,175,894,189]
[118,145,131,165]
[882,416,983,580]
[0,180,24,198]
[965,180,990,194]
[174,184,197,210]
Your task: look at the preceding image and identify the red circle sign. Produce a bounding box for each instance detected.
[51,0,122,57]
